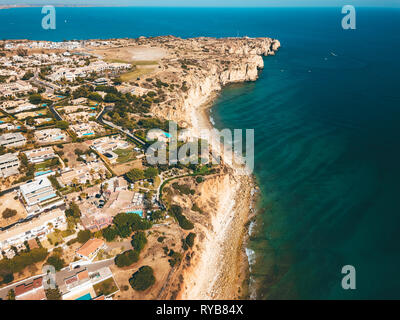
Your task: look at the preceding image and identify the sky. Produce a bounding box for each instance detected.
[0,0,399,8]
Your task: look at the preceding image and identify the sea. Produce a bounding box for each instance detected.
[1,6,400,299]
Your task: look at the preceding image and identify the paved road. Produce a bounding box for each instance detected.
[0,259,114,300]
[96,108,147,148]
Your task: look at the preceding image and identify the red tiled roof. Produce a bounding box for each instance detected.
[15,277,43,297]
[76,238,104,258]
[77,269,89,281]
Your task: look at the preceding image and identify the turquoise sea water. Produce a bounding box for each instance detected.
[1,7,399,299]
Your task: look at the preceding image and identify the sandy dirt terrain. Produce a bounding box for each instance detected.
[0,191,27,228]
[94,46,167,62]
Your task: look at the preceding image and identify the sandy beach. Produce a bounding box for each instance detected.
[178,93,258,300]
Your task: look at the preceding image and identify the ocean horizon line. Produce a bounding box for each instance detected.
[1,5,399,9]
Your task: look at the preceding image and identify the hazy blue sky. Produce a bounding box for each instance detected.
[0,0,399,7]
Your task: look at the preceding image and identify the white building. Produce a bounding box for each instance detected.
[24,147,56,164]
[89,136,130,154]
[19,176,64,216]
[0,132,27,148]
[0,208,67,251]
[34,128,66,143]
[0,152,20,178]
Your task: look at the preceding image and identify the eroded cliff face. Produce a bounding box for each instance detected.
[149,37,281,126]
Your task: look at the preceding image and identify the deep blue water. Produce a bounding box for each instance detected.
[1,7,400,299]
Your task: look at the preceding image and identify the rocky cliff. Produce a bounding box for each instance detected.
[148,37,281,126]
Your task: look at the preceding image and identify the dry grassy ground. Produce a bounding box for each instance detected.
[0,191,26,228]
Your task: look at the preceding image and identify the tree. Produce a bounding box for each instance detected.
[22,72,34,80]
[102,226,118,242]
[55,120,69,130]
[114,250,139,268]
[77,230,91,244]
[46,255,65,271]
[45,286,62,300]
[150,210,164,222]
[129,266,155,291]
[195,176,204,183]
[183,233,196,250]
[29,93,42,105]
[169,205,194,230]
[125,168,144,183]
[168,250,182,267]
[144,167,158,180]
[88,92,103,102]
[131,231,147,253]
[65,202,81,219]
[7,289,15,300]
[2,208,17,219]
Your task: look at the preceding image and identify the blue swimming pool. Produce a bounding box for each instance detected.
[83,133,94,136]
[35,170,52,176]
[39,193,56,202]
[76,293,92,300]
[127,210,143,217]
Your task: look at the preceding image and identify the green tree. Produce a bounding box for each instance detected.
[88,92,103,102]
[65,202,81,219]
[169,205,194,230]
[114,250,139,268]
[7,289,15,300]
[183,233,196,250]
[129,266,155,291]
[46,255,65,271]
[77,230,92,244]
[102,226,118,242]
[29,93,42,105]
[22,72,34,80]
[45,286,62,300]
[144,167,158,180]
[55,120,69,130]
[131,231,147,253]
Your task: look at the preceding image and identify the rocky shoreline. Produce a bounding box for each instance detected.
[152,37,281,299]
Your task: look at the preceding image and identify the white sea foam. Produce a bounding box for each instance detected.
[209,115,215,125]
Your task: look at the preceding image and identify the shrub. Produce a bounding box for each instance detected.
[46,255,65,271]
[168,250,182,267]
[2,208,17,219]
[172,183,191,195]
[169,205,194,230]
[77,230,91,243]
[115,250,139,268]
[185,233,196,249]
[129,266,155,291]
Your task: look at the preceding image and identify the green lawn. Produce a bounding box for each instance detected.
[114,148,137,164]
[34,158,60,171]
[93,277,119,297]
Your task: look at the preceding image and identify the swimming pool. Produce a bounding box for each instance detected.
[127,210,143,217]
[83,133,94,136]
[35,170,52,176]
[76,293,92,300]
